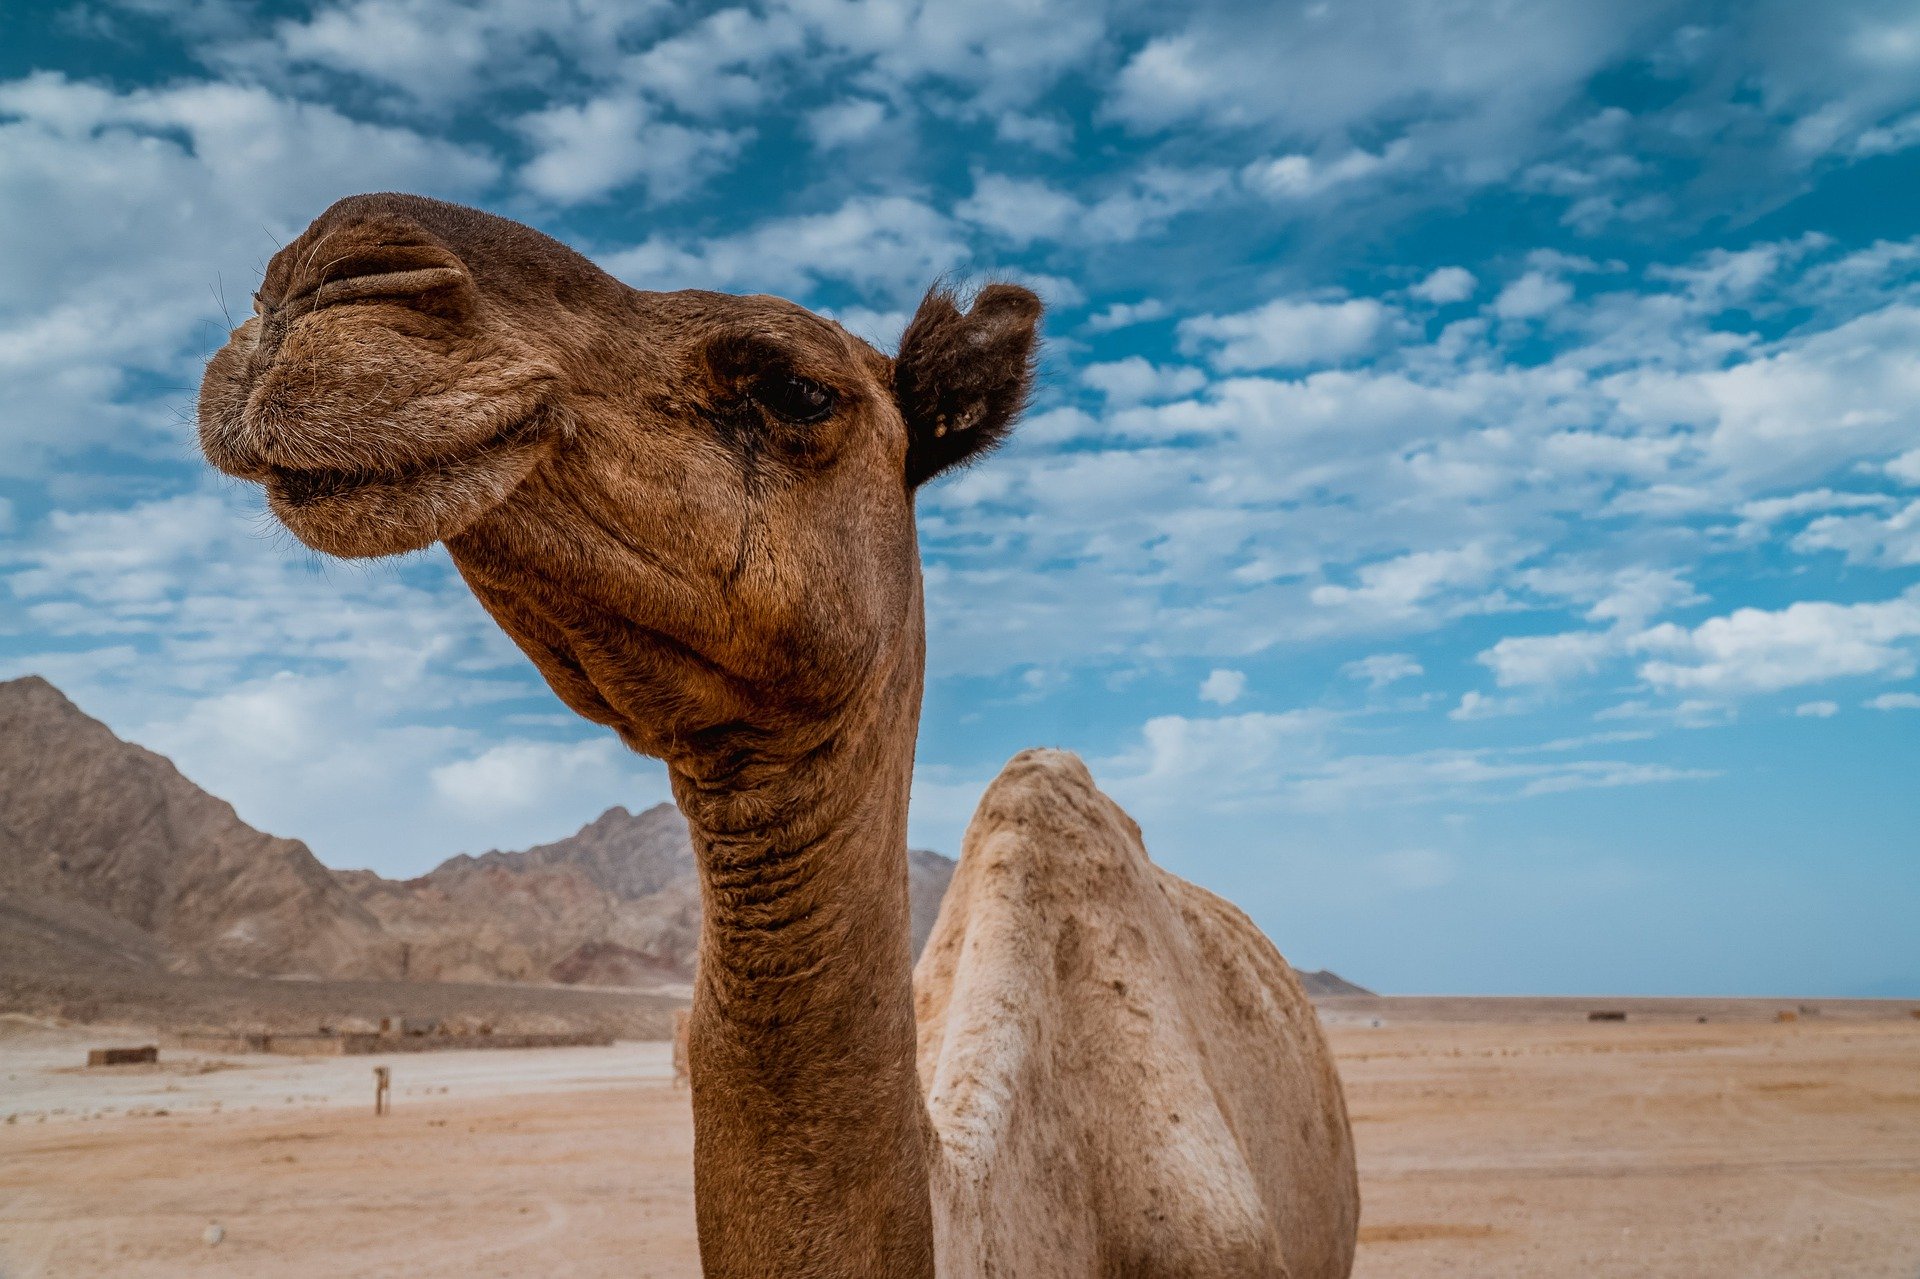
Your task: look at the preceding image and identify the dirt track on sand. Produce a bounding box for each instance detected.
[2,1002,1916,1277]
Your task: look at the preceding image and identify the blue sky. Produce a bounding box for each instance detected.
[2,0,1917,996]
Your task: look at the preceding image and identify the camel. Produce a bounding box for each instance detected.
[197,193,1359,1277]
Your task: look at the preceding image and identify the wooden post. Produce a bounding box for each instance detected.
[374,1065,391,1116]
[672,1009,691,1089]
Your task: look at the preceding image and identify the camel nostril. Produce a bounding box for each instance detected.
[311,264,469,310]
[274,237,470,314]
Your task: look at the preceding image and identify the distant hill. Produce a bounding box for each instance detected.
[0,675,1368,1001]
[0,676,955,989]
[335,804,704,984]
[1296,969,1375,998]
[0,676,402,980]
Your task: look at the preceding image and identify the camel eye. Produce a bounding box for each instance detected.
[750,373,836,424]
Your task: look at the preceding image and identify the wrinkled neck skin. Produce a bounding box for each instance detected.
[672,602,936,1279]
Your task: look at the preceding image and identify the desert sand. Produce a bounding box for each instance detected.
[2,1000,1916,1277]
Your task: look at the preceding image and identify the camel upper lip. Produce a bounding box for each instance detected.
[264,414,550,508]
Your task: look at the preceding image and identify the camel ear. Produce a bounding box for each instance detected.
[894,283,1042,487]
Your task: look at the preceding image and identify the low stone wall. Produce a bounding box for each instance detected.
[175,1030,613,1055]
[336,1031,613,1054]
[176,1033,275,1054]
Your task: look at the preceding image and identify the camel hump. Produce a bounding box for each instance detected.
[918,751,1358,1279]
[963,748,1150,875]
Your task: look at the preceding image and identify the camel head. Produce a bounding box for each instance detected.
[199,194,1040,767]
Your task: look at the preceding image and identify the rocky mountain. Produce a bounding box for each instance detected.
[0,675,403,980]
[0,675,1367,999]
[335,804,701,985]
[0,675,956,989]
[338,804,960,984]
[1296,969,1375,998]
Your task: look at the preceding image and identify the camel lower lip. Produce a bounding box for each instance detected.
[266,421,536,509]
[260,415,554,558]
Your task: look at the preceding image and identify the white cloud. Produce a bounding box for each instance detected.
[1637,588,1920,695]
[1449,690,1527,721]
[1410,267,1477,304]
[1738,488,1894,529]
[621,7,804,117]
[1608,306,1920,490]
[1491,270,1575,320]
[1309,543,1510,624]
[1178,296,1400,371]
[1479,629,1621,688]
[1793,499,1920,566]
[1341,653,1422,687]
[212,0,655,106]
[517,95,745,204]
[1198,668,1247,705]
[794,0,1106,112]
[1103,710,1329,809]
[1241,143,1409,200]
[1866,691,1920,710]
[1106,1,1654,158]
[430,737,663,821]
[604,194,965,302]
[1081,357,1207,406]
[1084,299,1169,332]
[955,174,1081,244]
[1794,700,1839,717]
[1889,449,1920,485]
[1855,110,1920,156]
[957,168,1231,247]
[806,98,890,149]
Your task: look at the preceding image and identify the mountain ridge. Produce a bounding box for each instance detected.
[0,674,1366,999]
[0,675,956,988]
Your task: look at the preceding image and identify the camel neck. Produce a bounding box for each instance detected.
[670,637,934,1279]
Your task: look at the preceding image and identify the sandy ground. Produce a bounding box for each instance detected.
[2,1003,1916,1277]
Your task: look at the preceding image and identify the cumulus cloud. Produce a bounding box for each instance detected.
[1177,296,1401,371]
[604,194,966,301]
[1084,298,1170,332]
[1409,267,1477,304]
[431,737,668,824]
[1080,357,1207,405]
[1793,499,1920,566]
[1341,653,1423,687]
[1491,270,1575,320]
[806,97,890,149]
[1106,0,1656,153]
[1309,543,1512,625]
[1198,668,1247,705]
[209,0,654,105]
[958,168,1232,246]
[1479,629,1621,688]
[517,96,745,204]
[1609,307,1920,490]
[1241,143,1409,200]
[1637,588,1920,695]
